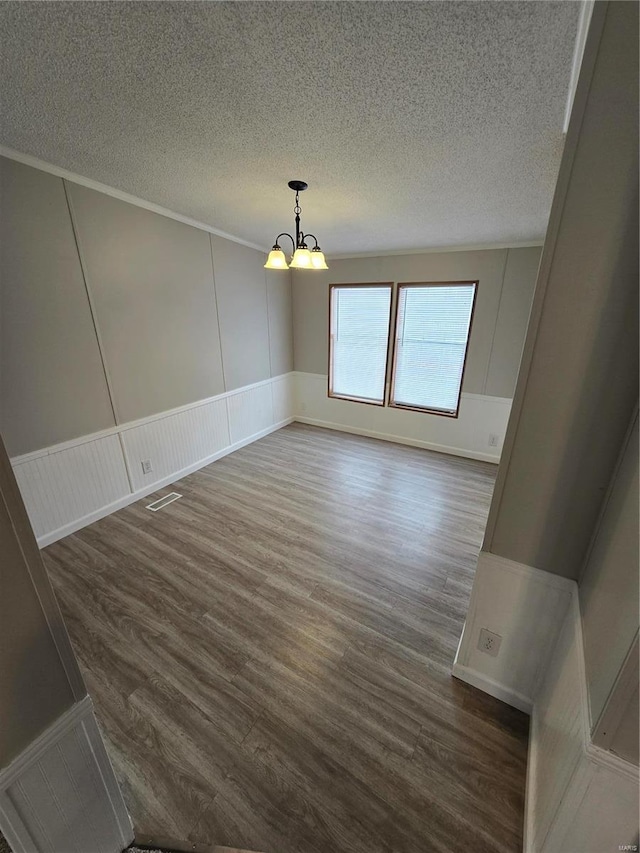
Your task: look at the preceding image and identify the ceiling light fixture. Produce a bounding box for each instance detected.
[264,180,328,271]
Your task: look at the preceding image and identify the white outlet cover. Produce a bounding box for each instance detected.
[478,628,502,657]
[141,459,153,474]
[488,433,499,447]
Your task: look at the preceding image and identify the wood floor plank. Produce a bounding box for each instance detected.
[44,423,528,853]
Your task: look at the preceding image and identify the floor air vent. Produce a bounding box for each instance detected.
[145,492,182,512]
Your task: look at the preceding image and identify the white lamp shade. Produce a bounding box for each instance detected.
[310,249,328,270]
[264,248,289,269]
[290,247,313,268]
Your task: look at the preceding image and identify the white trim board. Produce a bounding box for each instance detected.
[0,145,265,252]
[451,663,533,714]
[0,697,133,853]
[295,417,502,465]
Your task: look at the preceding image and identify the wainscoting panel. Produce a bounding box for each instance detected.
[453,551,574,712]
[271,373,295,424]
[11,374,294,547]
[227,381,275,444]
[0,697,133,853]
[122,397,230,493]
[12,435,130,541]
[11,371,507,546]
[526,593,585,850]
[525,595,639,852]
[294,372,511,463]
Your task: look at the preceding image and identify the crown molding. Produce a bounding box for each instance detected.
[0,145,267,252]
[327,241,544,260]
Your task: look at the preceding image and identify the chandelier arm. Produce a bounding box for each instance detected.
[301,233,320,249]
[274,232,296,253]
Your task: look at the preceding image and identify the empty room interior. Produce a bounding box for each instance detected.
[0,2,638,853]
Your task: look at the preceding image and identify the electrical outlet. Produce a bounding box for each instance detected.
[478,628,502,657]
[141,459,153,475]
[488,433,500,447]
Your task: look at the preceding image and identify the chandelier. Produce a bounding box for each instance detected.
[264,180,328,271]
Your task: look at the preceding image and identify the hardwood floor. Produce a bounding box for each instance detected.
[43,424,528,853]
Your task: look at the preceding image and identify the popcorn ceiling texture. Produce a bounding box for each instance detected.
[0,1,579,254]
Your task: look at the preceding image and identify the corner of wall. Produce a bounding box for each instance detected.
[453,550,575,713]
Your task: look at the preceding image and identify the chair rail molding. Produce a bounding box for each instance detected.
[12,373,295,547]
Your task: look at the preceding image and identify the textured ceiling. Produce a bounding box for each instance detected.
[0,1,580,254]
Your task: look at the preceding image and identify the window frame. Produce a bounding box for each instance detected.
[388,281,478,419]
[328,282,394,407]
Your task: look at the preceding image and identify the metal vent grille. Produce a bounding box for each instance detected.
[145,492,182,512]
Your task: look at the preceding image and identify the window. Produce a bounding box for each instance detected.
[329,284,392,404]
[390,282,477,417]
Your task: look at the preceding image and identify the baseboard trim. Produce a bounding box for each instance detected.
[293,416,501,463]
[36,417,293,547]
[451,663,533,714]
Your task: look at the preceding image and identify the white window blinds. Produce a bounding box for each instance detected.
[391,283,476,415]
[330,285,392,404]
